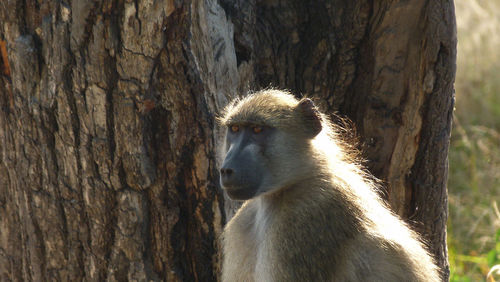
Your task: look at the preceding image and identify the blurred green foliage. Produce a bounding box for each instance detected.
[448,0,500,280]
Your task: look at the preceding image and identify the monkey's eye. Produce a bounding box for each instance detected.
[252,126,262,134]
[230,125,240,133]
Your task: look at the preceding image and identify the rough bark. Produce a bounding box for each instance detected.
[0,1,234,280]
[0,0,455,281]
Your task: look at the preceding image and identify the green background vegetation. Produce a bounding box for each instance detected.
[448,0,500,280]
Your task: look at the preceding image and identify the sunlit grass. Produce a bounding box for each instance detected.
[448,0,500,280]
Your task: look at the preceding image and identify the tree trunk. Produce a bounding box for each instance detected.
[0,0,455,281]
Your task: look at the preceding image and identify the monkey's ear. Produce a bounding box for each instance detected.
[297,98,322,138]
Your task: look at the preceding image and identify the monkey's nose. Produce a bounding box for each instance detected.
[220,168,233,176]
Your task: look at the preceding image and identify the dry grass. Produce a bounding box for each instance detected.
[448,0,500,280]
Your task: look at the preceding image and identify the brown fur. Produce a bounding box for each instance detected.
[219,89,440,281]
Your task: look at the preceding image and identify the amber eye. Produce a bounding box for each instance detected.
[230,125,239,132]
[252,126,262,134]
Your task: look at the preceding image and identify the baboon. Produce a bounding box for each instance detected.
[218,89,440,281]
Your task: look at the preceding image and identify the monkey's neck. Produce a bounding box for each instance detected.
[258,170,333,207]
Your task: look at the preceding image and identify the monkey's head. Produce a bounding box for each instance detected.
[218,90,323,200]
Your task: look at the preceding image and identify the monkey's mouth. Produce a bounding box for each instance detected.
[222,185,256,200]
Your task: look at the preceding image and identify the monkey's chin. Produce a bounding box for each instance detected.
[223,186,256,201]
